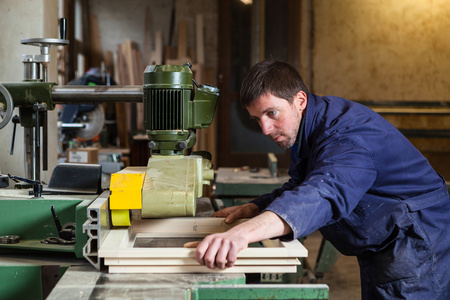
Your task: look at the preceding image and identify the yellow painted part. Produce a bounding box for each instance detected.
[110,190,142,209]
[111,209,131,226]
[110,169,145,209]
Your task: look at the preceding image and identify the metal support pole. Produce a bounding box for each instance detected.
[24,127,39,181]
[51,85,143,104]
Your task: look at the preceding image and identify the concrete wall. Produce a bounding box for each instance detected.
[0,0,58,182]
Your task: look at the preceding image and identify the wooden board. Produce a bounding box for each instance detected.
[107,265,298,274]
[104,257,300,266]
[196,14,205,65]
[98,218,307,274]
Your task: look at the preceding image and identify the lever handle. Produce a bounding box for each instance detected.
[59,18,67,40]
[33,103,47,148]
[9,115,19,155]
[8,174,43,198]
[51,205,63,234]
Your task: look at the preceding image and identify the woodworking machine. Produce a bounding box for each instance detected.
[0,60,219,254]
[0,21,328,299]
[109,64,219,226]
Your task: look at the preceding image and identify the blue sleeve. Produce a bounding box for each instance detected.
[264,138,377,240]
[251,149,303,211]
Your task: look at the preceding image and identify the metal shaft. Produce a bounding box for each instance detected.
[24,127,39,181]
[51,85,143,104]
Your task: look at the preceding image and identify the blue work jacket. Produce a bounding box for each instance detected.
[252,94,450,299]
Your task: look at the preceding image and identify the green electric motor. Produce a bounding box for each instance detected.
[143,64,219,156]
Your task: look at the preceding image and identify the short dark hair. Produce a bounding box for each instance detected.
[240,60,309,107]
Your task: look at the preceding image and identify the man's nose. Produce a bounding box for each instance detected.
[260,120,273,136]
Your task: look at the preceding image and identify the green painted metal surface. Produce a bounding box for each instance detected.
[0,82,55,128]
[0,265,43,300]
[194,276,246,286]
[0,198,91,258]
[314,239,342,276]
[144,65,193,89]
[0,82,54,108]
[143,64,219,155]
[0,264,70,300]
[189,284,329,300]
[215,182,283,197]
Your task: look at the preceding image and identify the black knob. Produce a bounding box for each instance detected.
[59,18,67,40]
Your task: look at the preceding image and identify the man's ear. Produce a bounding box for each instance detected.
[295,91,308,110]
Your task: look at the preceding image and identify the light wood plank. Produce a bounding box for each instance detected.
[89,15,103,67]
[149,31,163,65]
[98,217,307,273]
[108,265,298,274]
[104,257,300,266]
[196,14,204,65]
[130,218,248,235]
[177,21,188,60]
[100,245,305,259]
[99,218,307,259]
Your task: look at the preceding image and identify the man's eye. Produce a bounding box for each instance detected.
[267,111,276,117]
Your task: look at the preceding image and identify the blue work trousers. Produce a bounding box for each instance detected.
[357,191,450,299]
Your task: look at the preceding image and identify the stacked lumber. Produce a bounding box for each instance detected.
[98,218,307,274]
[89,14,216,163]
[164,15,218,163]
[109,40,146,147]
[117,39,144,86]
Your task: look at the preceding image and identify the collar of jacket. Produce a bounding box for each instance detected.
[292,93,319,160]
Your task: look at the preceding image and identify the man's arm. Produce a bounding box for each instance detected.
[193,211,292,269]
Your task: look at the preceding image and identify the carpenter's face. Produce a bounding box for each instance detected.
[246,92,307,150]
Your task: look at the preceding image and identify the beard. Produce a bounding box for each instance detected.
[271,133,297,150]
[269,109,302,150]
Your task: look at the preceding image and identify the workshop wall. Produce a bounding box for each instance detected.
[87,0,219,165]
[312,0,450,101]
[0,0,59,182]
[88,0,218,76]
[310,0,450,179]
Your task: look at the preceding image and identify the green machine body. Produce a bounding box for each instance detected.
[143,64,219,156]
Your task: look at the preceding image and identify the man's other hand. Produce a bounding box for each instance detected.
[184,211,292,270]
[213,203,259,224]
[192,231,249,269]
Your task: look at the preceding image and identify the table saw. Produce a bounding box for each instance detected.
[0,19,329,299]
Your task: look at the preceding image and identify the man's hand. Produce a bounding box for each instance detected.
[184,211,293,270]
[213,203,259,223]
[194,231,248,269]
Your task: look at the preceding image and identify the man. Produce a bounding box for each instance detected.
[191,60,450,299]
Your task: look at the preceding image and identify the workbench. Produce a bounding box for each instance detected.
[47,265,245,299]
[214,167,289,208]
[47,265,328,299]
[0,184,329,299]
